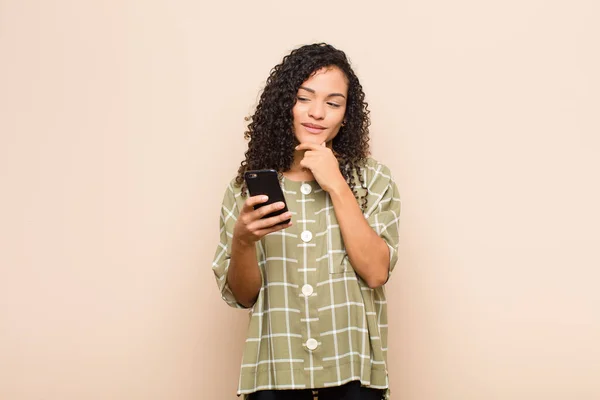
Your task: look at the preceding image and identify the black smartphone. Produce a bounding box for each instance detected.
[244,169,291,225]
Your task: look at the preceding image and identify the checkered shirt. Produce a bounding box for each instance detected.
[212,158,401,399]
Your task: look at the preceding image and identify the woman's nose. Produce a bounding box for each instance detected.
[308,102,325,120]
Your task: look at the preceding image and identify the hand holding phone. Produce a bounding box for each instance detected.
[232,170,292,246]
[244,170,291,225]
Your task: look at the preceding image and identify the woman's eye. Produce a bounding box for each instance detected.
[327,102,341,108]
[297,97,309,101]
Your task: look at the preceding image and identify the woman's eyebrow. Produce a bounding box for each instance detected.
[299,86,346,99]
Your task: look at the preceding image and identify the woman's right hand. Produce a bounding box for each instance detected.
[233,196,292,247]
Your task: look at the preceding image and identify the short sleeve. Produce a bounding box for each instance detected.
[363,161,402,277]
[211,181,250,309]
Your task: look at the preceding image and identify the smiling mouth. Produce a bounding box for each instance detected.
[301,123,326,134]
[302,123,325,129]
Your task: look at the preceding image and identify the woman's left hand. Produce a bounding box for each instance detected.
[296,142,347,193]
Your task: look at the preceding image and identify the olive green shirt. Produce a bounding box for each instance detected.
[212,158,401,399]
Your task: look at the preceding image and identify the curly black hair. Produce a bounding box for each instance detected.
[235,43,371,211]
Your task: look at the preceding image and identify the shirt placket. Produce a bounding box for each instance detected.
[297,181,323,387]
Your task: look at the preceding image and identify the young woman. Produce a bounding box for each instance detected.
[212,43,401,400]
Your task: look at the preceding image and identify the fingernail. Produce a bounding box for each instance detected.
[263,196,269,201]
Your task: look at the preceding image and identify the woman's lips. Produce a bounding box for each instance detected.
[301,123,326,134]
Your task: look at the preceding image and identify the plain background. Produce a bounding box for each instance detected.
[1,0,599,399]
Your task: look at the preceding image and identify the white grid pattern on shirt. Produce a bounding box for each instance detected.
[212,158,401,400]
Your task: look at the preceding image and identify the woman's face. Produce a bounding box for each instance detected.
[292,66,348,146]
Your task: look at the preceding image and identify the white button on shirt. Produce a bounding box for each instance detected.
[301,284,313,297]
[300,183,312,195]
[305,338,318,350]
[301,230,313,242]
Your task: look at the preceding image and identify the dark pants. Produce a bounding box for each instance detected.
[248,380,385,400]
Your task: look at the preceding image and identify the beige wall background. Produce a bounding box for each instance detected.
[1,0,599,399]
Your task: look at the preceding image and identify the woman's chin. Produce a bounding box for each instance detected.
[295,133,327,145]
